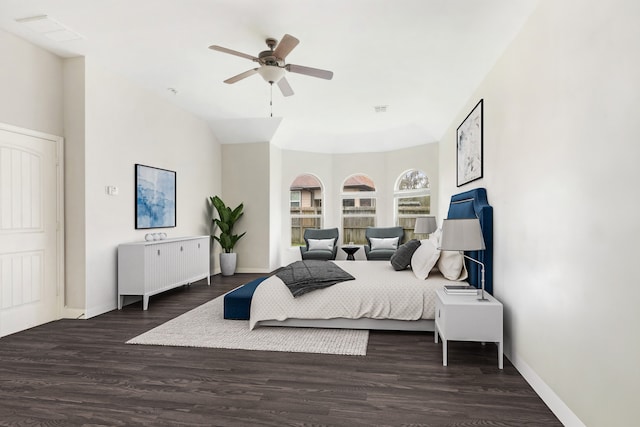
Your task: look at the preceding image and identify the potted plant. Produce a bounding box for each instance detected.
[210,195,246,276]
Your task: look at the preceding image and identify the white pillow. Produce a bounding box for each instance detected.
[307,238,335,251]
[370,237,399,250]
[438,250,469,281]
[427,229,442,272]
[411,239,441,280]
[428,228,442,247]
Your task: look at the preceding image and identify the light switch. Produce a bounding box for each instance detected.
[106,185,119,196]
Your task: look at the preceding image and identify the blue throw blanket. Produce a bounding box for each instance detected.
[275,260,355,297]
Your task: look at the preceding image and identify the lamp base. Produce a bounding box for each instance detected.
[477,288,489,302]
[459,254,488,302]
[477,286,489,302]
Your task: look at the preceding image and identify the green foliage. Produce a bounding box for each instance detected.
[210,196,246,253]
[398,170,429,190]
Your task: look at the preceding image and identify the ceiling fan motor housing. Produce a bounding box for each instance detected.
[259,50,284,66]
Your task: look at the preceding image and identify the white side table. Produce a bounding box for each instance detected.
[434,289,504,369]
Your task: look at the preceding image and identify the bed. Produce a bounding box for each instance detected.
[251,188,493,331]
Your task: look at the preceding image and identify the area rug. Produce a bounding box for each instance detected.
[126,295,369,356]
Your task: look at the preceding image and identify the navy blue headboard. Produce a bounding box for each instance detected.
[446,188,493,294]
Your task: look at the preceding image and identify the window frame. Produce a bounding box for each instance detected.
[289,174,324,247]
[394,170,431,241]
[340,174,377,245]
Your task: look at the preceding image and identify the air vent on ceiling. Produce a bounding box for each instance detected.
[16,15,83,42]
[374,105,388,113]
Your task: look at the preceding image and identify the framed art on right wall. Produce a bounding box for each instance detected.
[456,99,483,187]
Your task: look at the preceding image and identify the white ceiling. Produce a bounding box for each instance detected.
[0,0,538,153]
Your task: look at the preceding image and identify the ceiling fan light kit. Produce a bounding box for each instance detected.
[209,34,333,97]
[257,65,285,83]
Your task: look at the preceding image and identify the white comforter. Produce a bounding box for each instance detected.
[249,260,452,329]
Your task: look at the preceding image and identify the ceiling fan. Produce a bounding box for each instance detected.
[209,34,333,97]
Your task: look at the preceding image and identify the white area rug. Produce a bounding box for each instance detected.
[126,296,369,356]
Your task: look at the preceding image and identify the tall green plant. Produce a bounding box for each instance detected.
[210,196,246,253]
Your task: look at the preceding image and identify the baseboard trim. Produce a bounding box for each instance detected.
[60,307,85,319]
[507,352,586,427]
[235,267,271,274]
[85,303,117,319]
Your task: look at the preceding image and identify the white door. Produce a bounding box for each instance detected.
[0,124,62,337]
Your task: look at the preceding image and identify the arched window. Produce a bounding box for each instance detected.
[290,174,323,246]
[394,169,431,241]
[341,174,376,244]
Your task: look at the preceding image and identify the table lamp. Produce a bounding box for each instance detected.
[413,216,437,238]
[439,218,488,301]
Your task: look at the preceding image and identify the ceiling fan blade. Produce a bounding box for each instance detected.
[224,68,258,84]
[286,64,334,80]
[273,34,299,59]
[209,45,259,62]
[277,77,294,97]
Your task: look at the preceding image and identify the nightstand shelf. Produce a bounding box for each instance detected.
[434,289,503,369]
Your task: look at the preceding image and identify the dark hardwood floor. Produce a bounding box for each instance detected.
[0,274,561,426]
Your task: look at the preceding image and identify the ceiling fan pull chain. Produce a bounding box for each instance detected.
[270,82,273,117]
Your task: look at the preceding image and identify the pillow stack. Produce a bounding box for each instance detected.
[389,229,468,281]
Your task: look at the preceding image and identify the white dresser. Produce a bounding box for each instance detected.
[117,236,210,310]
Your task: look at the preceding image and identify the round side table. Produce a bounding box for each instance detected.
[341,246,360,261]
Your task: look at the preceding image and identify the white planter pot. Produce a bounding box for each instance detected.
[220,252,237,276]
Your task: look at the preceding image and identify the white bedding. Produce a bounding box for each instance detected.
[249,260,452,329]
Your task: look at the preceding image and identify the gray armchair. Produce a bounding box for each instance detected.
[364,226,404,261]
[299,228,339,261]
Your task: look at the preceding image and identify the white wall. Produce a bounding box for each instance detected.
[0,30,63,137]
[62,57,86,310]
[79,59,221,317]
[221,142,271,273]
[438,1,640,426]
[280,144,439,265]
[269,144,283,271]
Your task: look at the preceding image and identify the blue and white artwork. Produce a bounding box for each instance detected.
[135,164,176,229]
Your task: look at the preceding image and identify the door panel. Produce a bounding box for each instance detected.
[0,126,60,337]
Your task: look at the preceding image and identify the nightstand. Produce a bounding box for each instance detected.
[434,289,503,369]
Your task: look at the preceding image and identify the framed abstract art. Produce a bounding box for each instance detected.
[135,164,176,229]
[456,99,483,187]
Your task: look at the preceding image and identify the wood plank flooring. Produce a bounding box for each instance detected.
[0,273,562,426]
